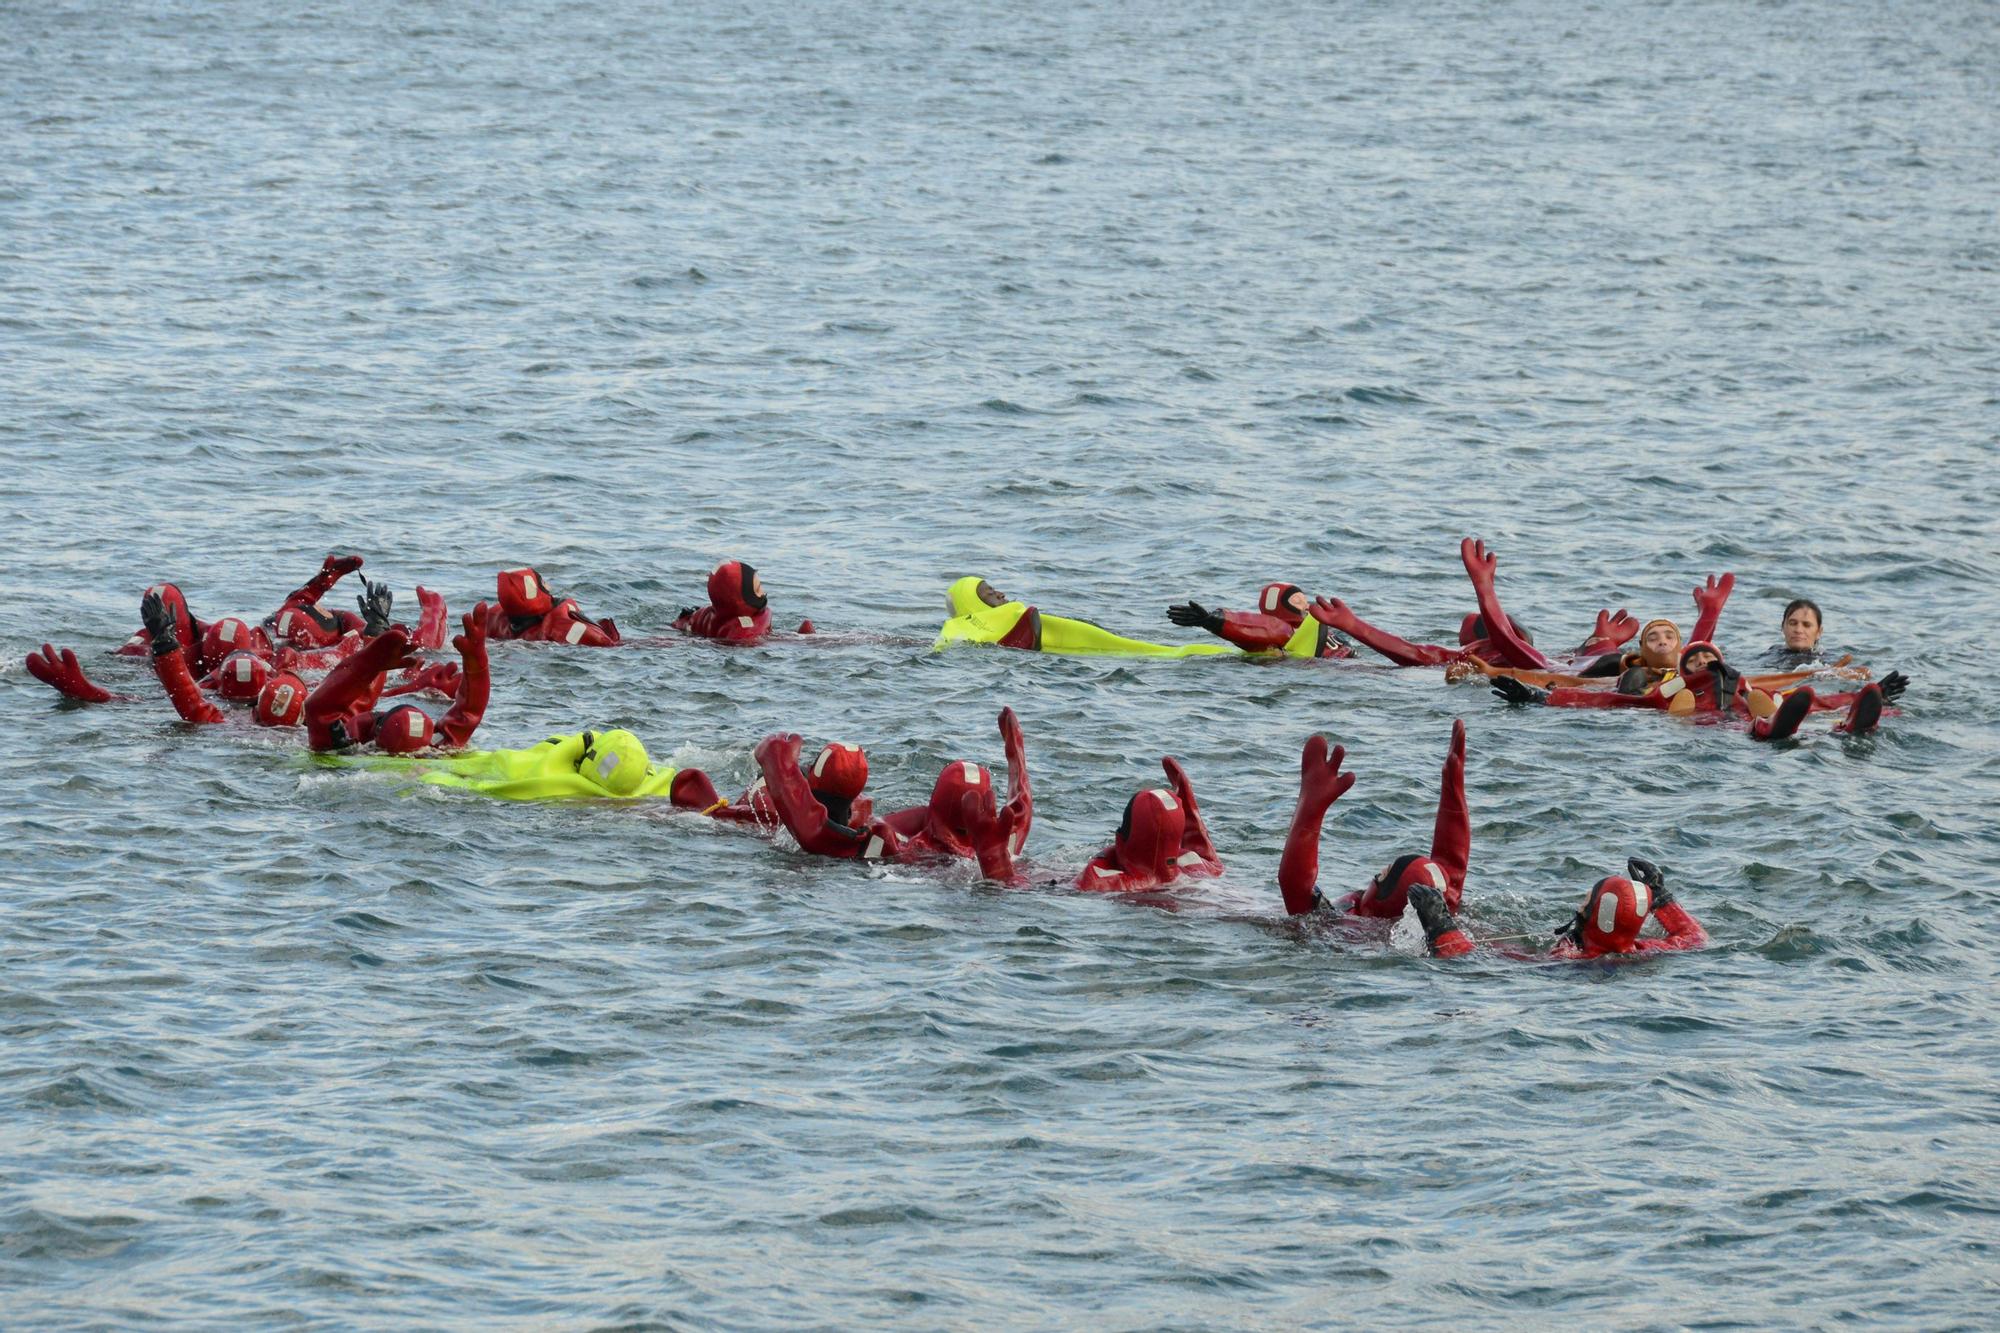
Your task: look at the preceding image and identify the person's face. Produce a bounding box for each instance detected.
[751,573,765,601]
[1683,648,1718,674]
[976,580,1008,608]
[1644,623,1681,659]
[1284,590,1309,619]
[1782,607,1821,651]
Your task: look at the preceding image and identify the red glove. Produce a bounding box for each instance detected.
[997,706,1032,855]
[961,786,1022,883]
[380,661,462,700]
[1295,734,1356,815]
[25,644,123,703]
[1578,608,1639,657]
[1160,755,1218,864]
[669,768,724,811]
[436,606,491,748]
[1690,573,1734,645]
[413,586,448,650]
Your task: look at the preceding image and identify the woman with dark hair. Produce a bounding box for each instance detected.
[1764,597,1825,667]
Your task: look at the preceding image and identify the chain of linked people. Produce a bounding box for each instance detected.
[24,540,1908,964]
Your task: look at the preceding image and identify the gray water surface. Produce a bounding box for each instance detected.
[4,1,1998,1327]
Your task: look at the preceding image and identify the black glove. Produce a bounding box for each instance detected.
[1616,664,1656,695]
[676,606,697,622]
[1407,883,1457,944]
[1878,671,1909,704]
[140,591,178,656]
[1167,601,1225,634]
[1626,857,1674,910]
[1555,909,1584,946]
[1492,677,1549,706]
[358,577,395,636]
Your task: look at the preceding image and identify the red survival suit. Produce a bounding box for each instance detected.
[1277,721,1471,920]
[1406,862,1707,961]
[1493,640,1900,738]
[304,611,491,754]
[674,561,773,643]
[1311,539,1662,670]
[712,741,872,830]
[114,581,219,671]
[134,588,311,728]
[750,708,1031,872]
[1169,583,1353,658]
[484,568,620,646]
[1072,757,1225,892]
[267,555,369,648]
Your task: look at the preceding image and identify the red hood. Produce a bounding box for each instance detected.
[1113,788,1186,881]
[1259,583,1306,625]
[1578,876,1650,954]
[707,561,768,619]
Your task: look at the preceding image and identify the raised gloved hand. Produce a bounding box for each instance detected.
[455,603,490,658]
[1692,572,1734,620]
[754,731,804,771]
[1491,677,1549,706]
[1461,537,1499,589]
[1878,670,1910,703]
[1167,601,1224,633]
[1626,856,1674,909]
[140,590,178,656]
[1296,734,1357,811]
[1588,608,1639,649]
[358,577,395,636]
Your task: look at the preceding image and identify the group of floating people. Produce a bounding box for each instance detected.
[23,540,1909,962]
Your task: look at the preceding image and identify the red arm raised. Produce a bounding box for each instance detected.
[413,586,448,650]
[1689,573,1734,647]
[1428,720,1470,894]
[1161,755,1222,872]
[435,607,490,748]
[997,706,1032,856]
[284,554,363,608]
[1462,538,1552,670]
[1276,735,1356,915]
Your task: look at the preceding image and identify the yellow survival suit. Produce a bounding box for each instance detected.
[338,729,683,801]
[934,577,1240,658]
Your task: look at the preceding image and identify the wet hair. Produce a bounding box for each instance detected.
[1782,598,1822,630]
